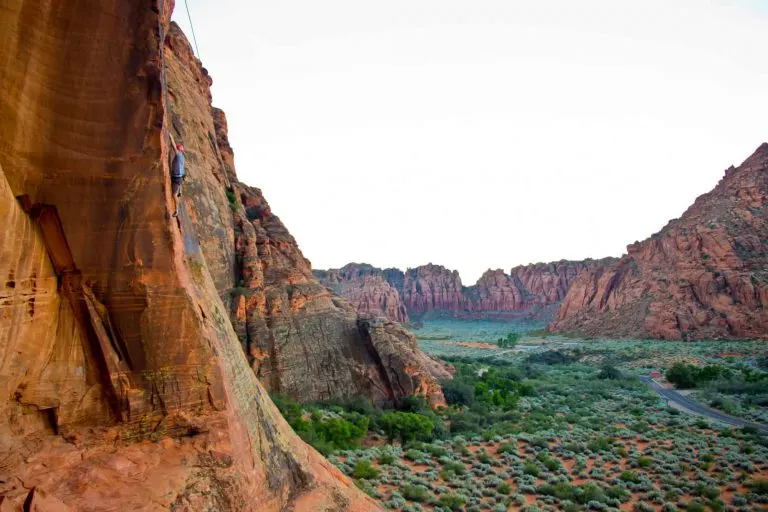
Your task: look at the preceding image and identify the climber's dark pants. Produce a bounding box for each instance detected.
[172,176,184,197]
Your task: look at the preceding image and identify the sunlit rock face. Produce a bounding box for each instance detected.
[551,144,768,340]
[0,1,382,509]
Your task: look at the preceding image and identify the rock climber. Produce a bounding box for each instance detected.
[171,142,185,217]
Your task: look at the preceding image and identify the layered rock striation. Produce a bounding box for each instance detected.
[313,264,409,322]
[165,23,445,407]
[317,261,610,322]
[0,1,435,509]
[550,144,768,340]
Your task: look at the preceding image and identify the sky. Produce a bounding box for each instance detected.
[173,0,768,284]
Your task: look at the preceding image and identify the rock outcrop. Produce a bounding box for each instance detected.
[0,1,423,509]
[550,144,768,340]
[313,264,408,322]
[396,264,471,316]
[164,23,445,406]
[318,261,610,322]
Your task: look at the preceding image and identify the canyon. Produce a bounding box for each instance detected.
[316,260,612,323]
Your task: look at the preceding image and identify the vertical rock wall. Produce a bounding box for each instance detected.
[0,1,378,509]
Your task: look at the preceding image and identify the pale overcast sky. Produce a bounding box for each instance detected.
[173,0,768,284]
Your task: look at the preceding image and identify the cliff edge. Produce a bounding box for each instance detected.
[0,1,382,509]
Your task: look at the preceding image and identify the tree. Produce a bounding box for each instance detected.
[598,365,623,380]
[497,332,521,348]
[440,379,475,406]
[666,362,698,389]
[378,411,434,443]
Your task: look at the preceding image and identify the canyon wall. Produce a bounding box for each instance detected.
[313,264,409,322]
[551,144,768,340]
[162,24,446,407]
[0,1,433,508]
[317,260,611,322]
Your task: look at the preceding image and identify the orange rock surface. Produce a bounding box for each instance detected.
[160,23,446,407]
[0,1,380,509]
[314,264,409,322]
[551,144,768,340]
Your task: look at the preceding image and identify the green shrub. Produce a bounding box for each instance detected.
[524,462,540,477]
[378,453,395,465]
[538,482,577,501]
[437,493,466,511]
[746,479,768,495]
[497,442,515,454]
[477,451,491,463]
[405,449,427,462]
[637,456,652,468]
[598,365,623,380]
[425,444,448,458]
[620,470,640,483]
[442,461,467,476]
[352,460,379,480]
[587,437,614,452]
[693,485,719,500]
[379,411,434,443]
[607,485,630,502]
[402,484,429,502]
[498,482,512,495]
[497,332,521,348]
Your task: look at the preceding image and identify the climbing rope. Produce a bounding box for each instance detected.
[183,0,202,61]
[157,0,171,140]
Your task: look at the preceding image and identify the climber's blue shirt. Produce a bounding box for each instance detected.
[171,152,185,178]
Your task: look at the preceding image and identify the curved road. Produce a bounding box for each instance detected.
[640,377,768,435]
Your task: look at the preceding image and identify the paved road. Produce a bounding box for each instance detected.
[640,376,768,435]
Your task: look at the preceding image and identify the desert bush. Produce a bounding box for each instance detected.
[402,484,429,502]
[352,460,379,480]
[524,462,541,477]
[436,493,466,511]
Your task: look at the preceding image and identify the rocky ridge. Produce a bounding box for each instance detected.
[550,144,768,340]
[316,260,611,322]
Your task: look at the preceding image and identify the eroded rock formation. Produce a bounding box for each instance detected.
[313,264,408,322]
[0,1,402,509]
[160,24,446,408]
[550,144,768,340]
[318,261,609,322]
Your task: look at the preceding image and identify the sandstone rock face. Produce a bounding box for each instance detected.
[396,264,470,316]
[551,144,768,340]
[0,1,380,509]
[163,25,445,407]
[468,261,610,316]
[314,264,408,322]
[318,261,608,321]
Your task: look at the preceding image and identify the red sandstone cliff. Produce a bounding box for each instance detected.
[161,25,445,407]
[550,144,768,340]
[0,1,419,509]
[314,264,409,322]
[319,261,609,321]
